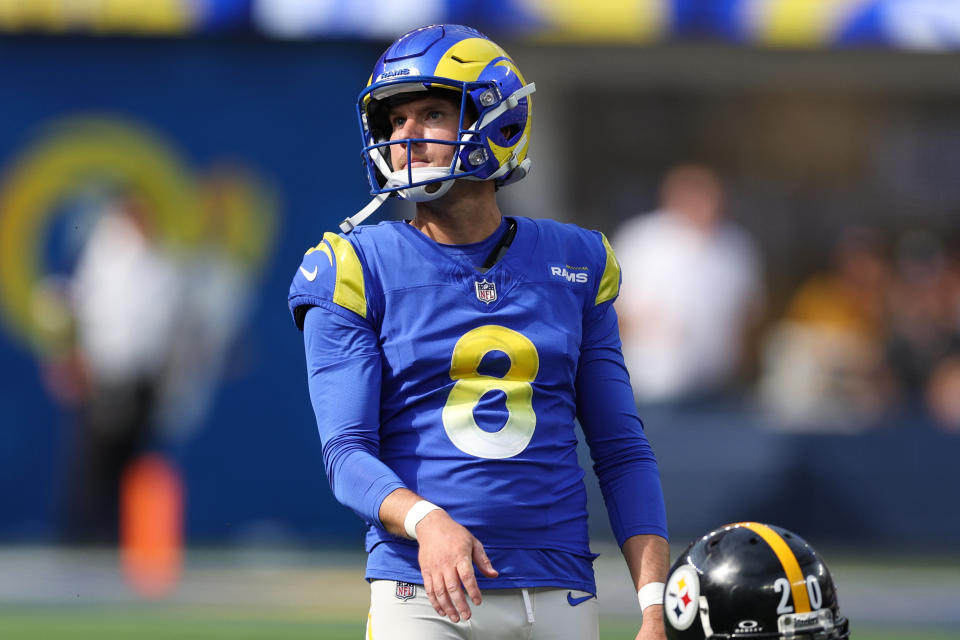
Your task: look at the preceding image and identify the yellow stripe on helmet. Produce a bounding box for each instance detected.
[494,58,527,87]
[486,136,514,169]
[479,57,532,170]
[495,58,532,159]
[433,37,512,85]
[735,522,812,613]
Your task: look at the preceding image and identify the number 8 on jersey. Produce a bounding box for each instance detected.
[441,325,539,459]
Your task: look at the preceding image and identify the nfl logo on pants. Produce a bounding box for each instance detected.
[475,279,497,304]
[395,581,416,601]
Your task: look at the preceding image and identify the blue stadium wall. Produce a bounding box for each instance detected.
[0,35,381,545]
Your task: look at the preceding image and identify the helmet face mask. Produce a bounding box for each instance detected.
[664,522,851,640]
[356,24,535,203]
[360,83,485,201]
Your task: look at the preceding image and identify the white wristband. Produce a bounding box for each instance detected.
[403,500,441,540]
[638,582,665,611]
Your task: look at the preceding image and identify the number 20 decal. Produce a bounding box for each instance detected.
[773,576,823,614]
[441,325,539,459]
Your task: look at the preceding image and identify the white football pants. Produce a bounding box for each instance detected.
[365,579,599,640]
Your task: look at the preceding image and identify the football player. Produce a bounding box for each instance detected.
[289,24,669,640]
[663,522,851,640]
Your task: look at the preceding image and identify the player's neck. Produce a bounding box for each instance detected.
[412,181,502,245]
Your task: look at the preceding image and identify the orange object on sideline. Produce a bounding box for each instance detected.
[120,454,184,599]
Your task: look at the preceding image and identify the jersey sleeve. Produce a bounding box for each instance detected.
[576,235,668,546]
[592,231,622,309]
[288,231,369,330]
[301,305,405,529]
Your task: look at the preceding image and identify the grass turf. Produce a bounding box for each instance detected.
[1,608,956,639]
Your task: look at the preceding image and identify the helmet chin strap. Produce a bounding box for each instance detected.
[340,191,391,233]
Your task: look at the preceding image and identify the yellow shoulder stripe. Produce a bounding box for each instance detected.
[305,240,334,266]
[735,522,812,613]
[595,232,620,305]
[322,232,367,319]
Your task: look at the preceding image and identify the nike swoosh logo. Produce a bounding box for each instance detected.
[299,265,318,281]
[566,592,594,607]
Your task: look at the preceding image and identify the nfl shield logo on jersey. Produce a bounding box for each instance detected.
[475,279,497,304]
[395,581,417,601]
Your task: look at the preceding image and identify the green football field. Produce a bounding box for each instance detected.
[0,607,956,639]
[0,547,957,639]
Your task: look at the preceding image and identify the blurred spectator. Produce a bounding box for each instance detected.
[885,229,960,402]
[31,168,270,544]
[926,354,960,432]
[153,168,258,441]
[57,190,183,543]
[758,227,898,431]
[612,163,765,405]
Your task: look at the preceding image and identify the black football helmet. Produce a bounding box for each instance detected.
[664,522,850,640]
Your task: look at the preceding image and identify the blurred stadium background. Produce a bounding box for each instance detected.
[1,1,959,638]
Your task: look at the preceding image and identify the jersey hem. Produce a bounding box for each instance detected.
[365,572,596,595]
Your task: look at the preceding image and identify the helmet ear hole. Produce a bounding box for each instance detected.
[500,124,521,143]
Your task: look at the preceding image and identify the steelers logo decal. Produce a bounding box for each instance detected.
[665,564,700,631]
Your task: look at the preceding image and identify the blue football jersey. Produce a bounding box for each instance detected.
[289,216,665,592]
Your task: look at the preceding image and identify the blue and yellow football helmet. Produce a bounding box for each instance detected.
[341,24,535,231]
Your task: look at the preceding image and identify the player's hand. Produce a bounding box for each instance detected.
[415,509,498,623]
[636,605,666,640]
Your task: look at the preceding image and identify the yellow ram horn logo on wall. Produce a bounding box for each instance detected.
[0,116,276,352]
